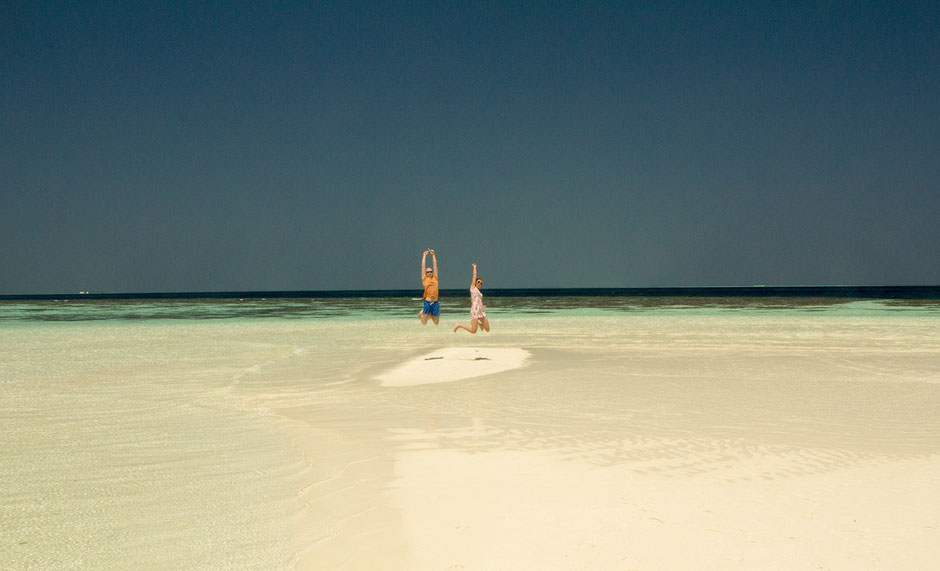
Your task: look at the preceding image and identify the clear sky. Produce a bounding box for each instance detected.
[2,1,938,293]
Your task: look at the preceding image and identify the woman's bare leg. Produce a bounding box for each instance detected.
[479,316,490,332]
[453,320,478,334]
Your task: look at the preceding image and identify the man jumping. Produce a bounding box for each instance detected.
[419,249,440,325]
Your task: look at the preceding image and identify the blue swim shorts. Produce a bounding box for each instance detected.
[422,300,440,317]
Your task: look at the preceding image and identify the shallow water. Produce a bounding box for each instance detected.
[1,297,938,568]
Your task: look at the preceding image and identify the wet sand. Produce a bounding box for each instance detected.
[292,311,940,569]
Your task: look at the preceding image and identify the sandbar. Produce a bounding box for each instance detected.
[376,347,531,387]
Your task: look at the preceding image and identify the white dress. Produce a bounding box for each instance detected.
[469,286,486,319]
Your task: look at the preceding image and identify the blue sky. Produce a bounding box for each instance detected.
[2,1,938,293]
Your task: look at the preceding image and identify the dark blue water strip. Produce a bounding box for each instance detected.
[2,285,938,301]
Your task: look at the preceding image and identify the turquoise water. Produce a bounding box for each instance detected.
[2,293,938,323]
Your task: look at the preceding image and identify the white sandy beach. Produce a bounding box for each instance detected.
[4,305,939,569]
[291,310,940,570]
[389,443,940,570]
[371,342,940,570]
[376,347,531,386]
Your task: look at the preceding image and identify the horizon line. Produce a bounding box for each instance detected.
[2,284,939,300]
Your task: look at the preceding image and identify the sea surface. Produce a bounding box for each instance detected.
[2,287,939,568]
[2,286,939,322]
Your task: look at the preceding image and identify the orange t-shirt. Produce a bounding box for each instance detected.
[422,276,439,300]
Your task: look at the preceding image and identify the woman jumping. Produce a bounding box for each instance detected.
[453,263,490,334]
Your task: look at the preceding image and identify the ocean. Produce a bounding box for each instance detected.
[2,285,939,321]
[2,287,939,569]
